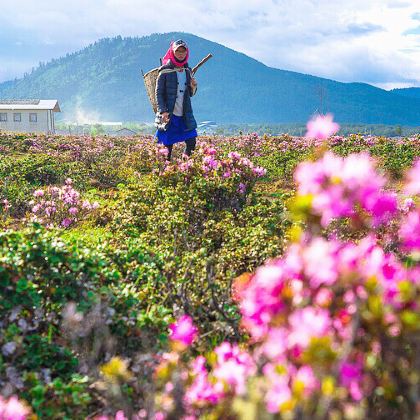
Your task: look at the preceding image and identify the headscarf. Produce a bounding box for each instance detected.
[162,40,189,68]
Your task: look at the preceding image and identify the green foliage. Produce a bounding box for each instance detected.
[0,132,418,416]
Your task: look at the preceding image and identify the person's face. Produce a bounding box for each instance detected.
[174,47,187,61]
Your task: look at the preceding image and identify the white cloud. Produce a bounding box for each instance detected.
[0,0,419,88]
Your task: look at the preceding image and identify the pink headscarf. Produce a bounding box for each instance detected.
[162,41,189,67]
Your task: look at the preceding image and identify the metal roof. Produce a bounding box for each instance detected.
[0,100,61,112]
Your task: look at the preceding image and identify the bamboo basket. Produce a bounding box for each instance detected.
[142,54,213,114]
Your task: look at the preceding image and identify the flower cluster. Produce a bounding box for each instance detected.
[29,178,99,228]
[295,151,397,227]
[152,115,419,419]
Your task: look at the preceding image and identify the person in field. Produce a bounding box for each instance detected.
[155,39,198,160]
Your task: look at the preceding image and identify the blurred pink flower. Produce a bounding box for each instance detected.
[115,411,128,420]
[305,113,340,140]
[294,365,319,397]
[0,395,30,420]
[288,307,331,350]
[399,208,420,253]
[339,359,364,401]
[169,315,198,347]
[405,159,420,195]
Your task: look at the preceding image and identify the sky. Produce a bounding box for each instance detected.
[0,0,419,90]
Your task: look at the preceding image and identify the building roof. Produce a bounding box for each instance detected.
[0,100,61,112]
[115,127,137,133]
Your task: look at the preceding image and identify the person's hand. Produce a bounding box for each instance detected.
[190,77,197,90]
[161,112,170,123]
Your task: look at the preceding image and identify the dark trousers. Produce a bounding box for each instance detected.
[165,137,196,161]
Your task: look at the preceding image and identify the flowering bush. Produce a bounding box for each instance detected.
[151,116,419,419]
[0,128,418,418]
[29,178,99,228]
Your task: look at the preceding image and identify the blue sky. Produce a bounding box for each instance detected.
[1,0,419,89]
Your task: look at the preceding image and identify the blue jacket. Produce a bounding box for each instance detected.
[155,62,197,130]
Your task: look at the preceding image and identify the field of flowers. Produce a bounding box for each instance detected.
[0,121,419,419]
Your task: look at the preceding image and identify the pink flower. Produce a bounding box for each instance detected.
[213,343,256,395]
[294,152,397,226]
[263,364,292,413]
[302,238,339,287]
[31,204,41,213]
[0,395,30,420]
[315,288,333,307]
[33,189,44,197]
[69,207,78,215]
[61,218,72,228]
[405,159,420,195]
[399,208,420,253]
[305,113,340,140]
[115,411,128,420]
[262,327,288,361]
[254,166,267,177]
[288,307,331,350]
[169,315,198,347]
[237,183,246,194]
[294,365,319,397]
[228,151,241,160]
[339,359,364,401]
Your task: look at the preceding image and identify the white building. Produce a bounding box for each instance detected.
[0,99,61,134]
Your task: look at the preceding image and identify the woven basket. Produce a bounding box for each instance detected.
[143,67,160,114]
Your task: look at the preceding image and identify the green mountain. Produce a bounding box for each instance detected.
[391,88,420,100]
[0,32,419,125]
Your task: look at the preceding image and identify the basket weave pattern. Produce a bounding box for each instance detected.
[143,68,160,114]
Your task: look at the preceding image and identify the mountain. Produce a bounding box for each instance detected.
[0,32,419,125]
[391,87,420,100]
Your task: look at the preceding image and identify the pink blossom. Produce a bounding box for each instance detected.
[61,218,72,228]
[339,359,364,401]
[288,307,331,350]
[399,208,420,253]
[69,207,78,215]
[405,159,420,195]
[252,166,267,177]
[169,315,198,347]
[31,204,41,213]
[213,343,256,395]
[228,151,241,160]
[263,364,292,413]
[240,263,287,339]
[305,113,340,140]
[294,365,319,397]
[237,183,246,194]
[261,327,288,360]
[302,238,339,287]
[33,189,44,197]
[315,288,333,306]
[0,395,30,420]
[294,152,397,226]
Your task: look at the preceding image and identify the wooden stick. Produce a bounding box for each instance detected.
[192,54,213,75]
